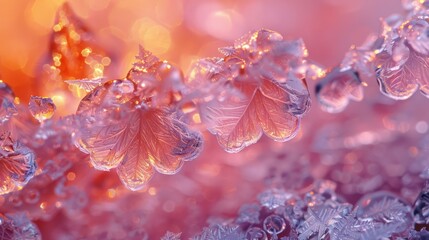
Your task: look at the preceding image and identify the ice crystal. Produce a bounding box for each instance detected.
[258,188,292,210]
[297,205,350,240]
[192,224,245,240]
[0,134,36,195]
[188,29,310,153]
[161,231,182,240]
[413,184,429,223]
[0,213,41,240]
[315,67,364,113]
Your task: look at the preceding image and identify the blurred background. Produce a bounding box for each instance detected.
[0,0,401,102]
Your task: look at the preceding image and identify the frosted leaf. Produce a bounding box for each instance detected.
[263,214,287,235]
[412,185,429,224]
[161,231,182,240]
[297,205,351,240]
[64,77,106,92]
[189,29,310,152]
[0,134,37,195]
[203,79,302,153]
[245,227,267,240]
[0,213,41,240]
[77,97,202,190]
[258,188,292,210]
[401,18,429,56]
[192,224,245,240]
[315,67,364,113]
[376,44,429,99]
[236,203,261,224]
[28,96,56,122]
[355,192,413,233]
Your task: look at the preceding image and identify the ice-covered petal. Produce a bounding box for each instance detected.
[77,103,202,189]
[202,79,300,153]
[316,67,364,113]
[376,47,429,99]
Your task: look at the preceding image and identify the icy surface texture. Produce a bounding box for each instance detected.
[75,47,203,190]
[190,181,414,240]
[187,29,311,153]
[0,213,41,240]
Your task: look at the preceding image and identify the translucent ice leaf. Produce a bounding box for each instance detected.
[376,44,429,99]
[329,211,375,240]
[64,77,106,92]
[189,30,310,152]
[78,102,202,190]
[203,79,302,153]
[0,135,37,195]
[161,231,182,240]
[0,213,41,240]
[28,96,56,122]
[297,205,351,240]
[315,67,364,113]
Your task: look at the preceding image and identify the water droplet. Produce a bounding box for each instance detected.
[28,96,56,122]
[245,227,267,240]
[263,214,286,235]
[315,67,363,113]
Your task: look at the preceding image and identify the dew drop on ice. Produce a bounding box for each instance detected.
[28,96,56,122]
[263,214,286,235]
